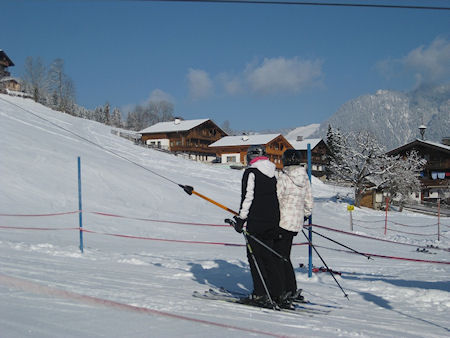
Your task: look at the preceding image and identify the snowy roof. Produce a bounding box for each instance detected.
[139,119,209,134]
[0,76,19,83]
[288,138,323,150]
[209,134,281,147]
[418,139,450,151]
[388,138,450,154]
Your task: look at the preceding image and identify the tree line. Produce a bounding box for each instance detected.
[20,56,179,131]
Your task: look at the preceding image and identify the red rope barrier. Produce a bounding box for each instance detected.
[88,211,228,227]
[81,229,245,246]
[390,220,438,228]
[386,228,437,236]
[0,211,79,217]
[309,224,445,250]
[0,225,78,231]
[316,245,450,265]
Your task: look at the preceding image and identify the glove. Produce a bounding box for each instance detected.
[304,216,310,222]
[224,216,245,233]
[233,216,245,233]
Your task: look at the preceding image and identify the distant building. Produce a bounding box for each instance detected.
[387,138,450,203]
[208,134,293,169]
[0,50,22,93]
[139,118,227,161]
[0,50,14,78]
[288,136,329,179]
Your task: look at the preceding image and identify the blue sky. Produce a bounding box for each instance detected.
[3,0,450,131]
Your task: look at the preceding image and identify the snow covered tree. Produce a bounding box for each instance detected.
[326,125,344,177]
[126,99,174,131]
[328,130,393,206]
[221,120,233,135]
[22,56,48,104]
[47,58,76,115]
[110,107,123,128]
[382,151,426,209]
[328,129,427,208]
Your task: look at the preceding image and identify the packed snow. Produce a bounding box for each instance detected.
[0,94,449,337]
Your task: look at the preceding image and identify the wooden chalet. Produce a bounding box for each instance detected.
[0,50,14,78]
[387,138,450,203]
[0,50,22,93]
[208,134,293,169]
[139,118,227,161]
[288,137,329,179]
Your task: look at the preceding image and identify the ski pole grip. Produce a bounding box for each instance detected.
[179,184,194,195]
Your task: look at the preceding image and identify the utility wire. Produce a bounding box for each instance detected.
[127,0,450,11]
[0,96,181,186]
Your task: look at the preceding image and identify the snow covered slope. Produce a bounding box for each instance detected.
[0,94,449,337]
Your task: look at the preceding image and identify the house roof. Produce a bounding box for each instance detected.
[387,138,450,155]
[0,50,14,67]
[209,134,282,147]
[139,119,210,134]
[0,76,19,83]
[288,138,323,150]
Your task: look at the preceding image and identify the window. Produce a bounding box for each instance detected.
[226,156,237,163]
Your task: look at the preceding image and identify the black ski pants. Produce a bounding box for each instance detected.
[273,230,297,295]
[246,235,282,299]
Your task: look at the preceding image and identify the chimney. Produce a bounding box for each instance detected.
[419,125,427,140]
[442,137,450,146]
[296,136,303,142]
[242,135,249,141]
[174,118,181,125]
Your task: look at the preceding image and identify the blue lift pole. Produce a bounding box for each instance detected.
[307,144,312,278]
[78,156,84,253]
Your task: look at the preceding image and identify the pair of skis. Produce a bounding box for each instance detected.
[192,288,332,316]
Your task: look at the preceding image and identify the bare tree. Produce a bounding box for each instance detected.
[22,56,47,104]
[48,58,76,114]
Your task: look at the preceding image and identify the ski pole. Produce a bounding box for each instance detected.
[308,227,372,260]
[301,229,349,300]
[181,185,288,261]
[243,232,278,310]
[224,219,288,262]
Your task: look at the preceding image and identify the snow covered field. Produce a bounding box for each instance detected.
[0,94,449,337]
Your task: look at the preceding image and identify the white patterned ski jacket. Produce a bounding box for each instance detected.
[277,165,313,233]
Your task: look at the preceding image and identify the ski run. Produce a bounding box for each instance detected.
[0,94,449,337]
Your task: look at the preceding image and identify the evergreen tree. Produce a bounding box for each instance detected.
[110,107,123,128]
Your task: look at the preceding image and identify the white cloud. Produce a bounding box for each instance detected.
[218,73,243,95]
[377,37,450,86]
[403,37,450,84]
[187,68,213,100]
[245,57,323,94]
[148,89,174,103]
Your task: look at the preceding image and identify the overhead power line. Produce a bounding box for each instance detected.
[128,0,450,11]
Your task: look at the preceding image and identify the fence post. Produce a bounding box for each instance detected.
[384,197,389,236]
[78,156,84,253]
[437,198,441,241]
[307,143,313,278]
[347,205,354,231]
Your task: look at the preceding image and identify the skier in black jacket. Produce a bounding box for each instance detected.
[232,145,282,307]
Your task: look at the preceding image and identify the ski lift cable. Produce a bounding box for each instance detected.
[0,96,181,187]
[127,0,450,11]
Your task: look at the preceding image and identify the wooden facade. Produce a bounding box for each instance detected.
[1,77,21,91]
[387,139,450,203]
[209,134,293,169]
[0,50,21,93]
[0,50,14,78]
[140,119,227,159]
[289,138,329,179]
